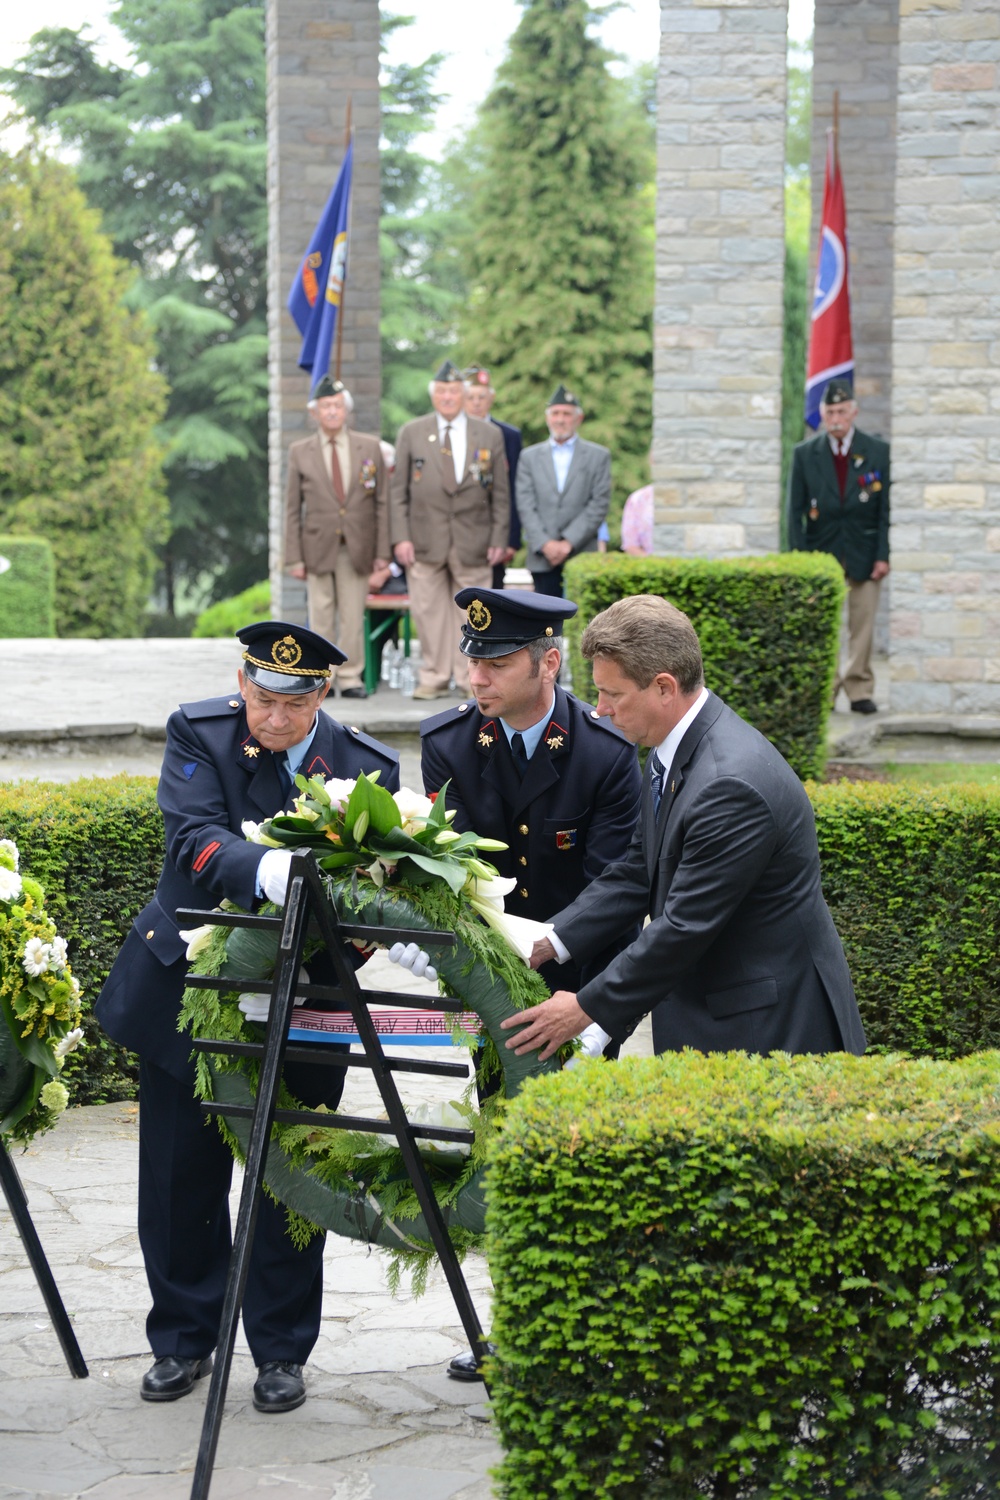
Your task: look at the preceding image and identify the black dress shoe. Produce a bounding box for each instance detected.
[340,685,368,699]
[447,1344,496,1382]
[850,699,878,715]
[140,1353,213,1402]
[253,1360,306,1413]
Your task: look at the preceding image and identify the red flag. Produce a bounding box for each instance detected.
[804,134,853,428]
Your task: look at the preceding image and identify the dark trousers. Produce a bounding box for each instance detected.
[138,1048,347,1365]
[530,566,565,598]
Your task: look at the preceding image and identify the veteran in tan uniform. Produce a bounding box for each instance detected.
[390,360,510,700]
[283,376,389,699]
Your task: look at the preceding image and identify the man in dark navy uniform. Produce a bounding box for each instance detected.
[96,622,400,1414]
[420,588,642,1379]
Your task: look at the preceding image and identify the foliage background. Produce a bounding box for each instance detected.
[0,149,167,637]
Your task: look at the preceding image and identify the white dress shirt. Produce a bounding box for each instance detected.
[550,434,577,492]
[827,426,855,458]
[437,409,467,481]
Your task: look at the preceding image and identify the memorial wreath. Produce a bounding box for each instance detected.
[0,840,84,1147]
[179,772,563,1287]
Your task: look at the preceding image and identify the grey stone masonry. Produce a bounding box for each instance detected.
[266,0,381,621]
[887,0,1000,713]
[653,0,788,558]
[811,0,900,442]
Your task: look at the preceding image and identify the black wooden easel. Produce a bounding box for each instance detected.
[0,1137,89,1379]
[180,851,492,1500]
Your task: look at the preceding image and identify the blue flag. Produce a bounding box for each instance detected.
[287,143,353,396]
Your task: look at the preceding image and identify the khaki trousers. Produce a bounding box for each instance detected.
[408,551,491,693]
[305,549,368,689]
[835,576,880,703]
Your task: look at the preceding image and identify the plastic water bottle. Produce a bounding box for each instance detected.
[381,640,396,683]
[399,658,415,697]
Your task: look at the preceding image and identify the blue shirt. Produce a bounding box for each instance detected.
[500,695,555,762]
[550,435,577,492]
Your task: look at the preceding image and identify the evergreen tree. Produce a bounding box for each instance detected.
[0,149,167,637]
[2,2,269,616]
[379,13,467,436]
[459,0,653,517]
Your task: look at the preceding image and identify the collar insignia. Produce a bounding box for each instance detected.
[243,744,260,759]
[545,720,569,751]
[478,719,496,750]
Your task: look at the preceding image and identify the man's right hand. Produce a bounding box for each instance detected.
[287,563,307,581]
[394,541,415,568]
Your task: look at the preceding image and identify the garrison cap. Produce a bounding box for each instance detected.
[433,359,464,384]
[455,587,577,660]
[463,364,492,387]
[237,619,346,693]
[547,383,581,409]
[821,376,855,406]
[312,375,346,400]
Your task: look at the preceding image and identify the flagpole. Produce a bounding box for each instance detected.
[832,88,839,167]
[333,98,353,384]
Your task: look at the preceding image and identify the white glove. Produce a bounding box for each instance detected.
[564,1021,613,1070]
[238,967,309,1023]
[258,848,293,905]
[387,941,437,982]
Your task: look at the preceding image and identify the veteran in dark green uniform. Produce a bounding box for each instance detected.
[787,378,890,713]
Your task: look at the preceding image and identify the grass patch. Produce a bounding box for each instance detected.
[884,761,1000,786]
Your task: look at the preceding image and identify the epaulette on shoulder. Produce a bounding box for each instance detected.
[342,723,400,764]
[419,701,476,738]
[181,695,244,721]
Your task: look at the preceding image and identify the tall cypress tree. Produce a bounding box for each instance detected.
[461,0,653,515]
[0,150,167,637]
[2,2,269,617]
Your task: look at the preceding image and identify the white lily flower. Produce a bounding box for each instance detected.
[408,1101,473,1157]
[465,873,517,910]
[54,1027,85,1059]
[0,838,19,871]
[393,787,434,833]
[241,819,284,847]
[324,777,357,808]
[51,935,69,968]
[70,975,81,1000]
[0,866,23,903]
[22,937,51,976]
[180,924,215,962]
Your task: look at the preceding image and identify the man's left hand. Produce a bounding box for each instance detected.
[541,538,573,567]
[871,561,890,581]
[487,546,508,566]
[500,991,591,1061]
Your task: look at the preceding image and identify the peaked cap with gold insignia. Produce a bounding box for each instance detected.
[454,587,578,660]
[236,619,346,693]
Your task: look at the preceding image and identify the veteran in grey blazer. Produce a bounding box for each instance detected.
[515,383,611,596]
[501,594,866,1062]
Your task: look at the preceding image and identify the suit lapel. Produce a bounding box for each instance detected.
[647,693,725,854]
[311,433,336,502]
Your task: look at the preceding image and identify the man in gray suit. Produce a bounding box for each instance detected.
[515,384,611,597]
[501,594,866,1061]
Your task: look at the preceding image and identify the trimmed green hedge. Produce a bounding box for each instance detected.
[563,553,845,781]
[1,778,999,1105]
[813,782,1000,1059]
[193,580,270,638]
[0,534,55,637]
[487,1051,1000,1498]
[0,778,163,1103]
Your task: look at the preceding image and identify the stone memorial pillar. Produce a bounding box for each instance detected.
[653,0,788,557]
[811,0,899,442]
[266,0,380,620]
[888,0,999,712]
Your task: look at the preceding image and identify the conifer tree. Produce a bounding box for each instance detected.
[0,150,167,637]
[3,2,268,615]
[460,0,653,515]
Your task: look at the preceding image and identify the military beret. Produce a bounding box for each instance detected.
[312,375,346,400]
[547,383,581,409]
[237,619,346,693]
[455,587,578,660]
[821,376,855,406]
[432,359,464,384]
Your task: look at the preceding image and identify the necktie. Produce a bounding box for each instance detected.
[511,732,529,778]
[278,755,295,802]
[440,424,456,488]
[650,750,665,818]
[329,438,346,504]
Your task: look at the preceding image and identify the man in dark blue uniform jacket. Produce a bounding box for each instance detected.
[421,586,642,1382]
[96,621,399,1414]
